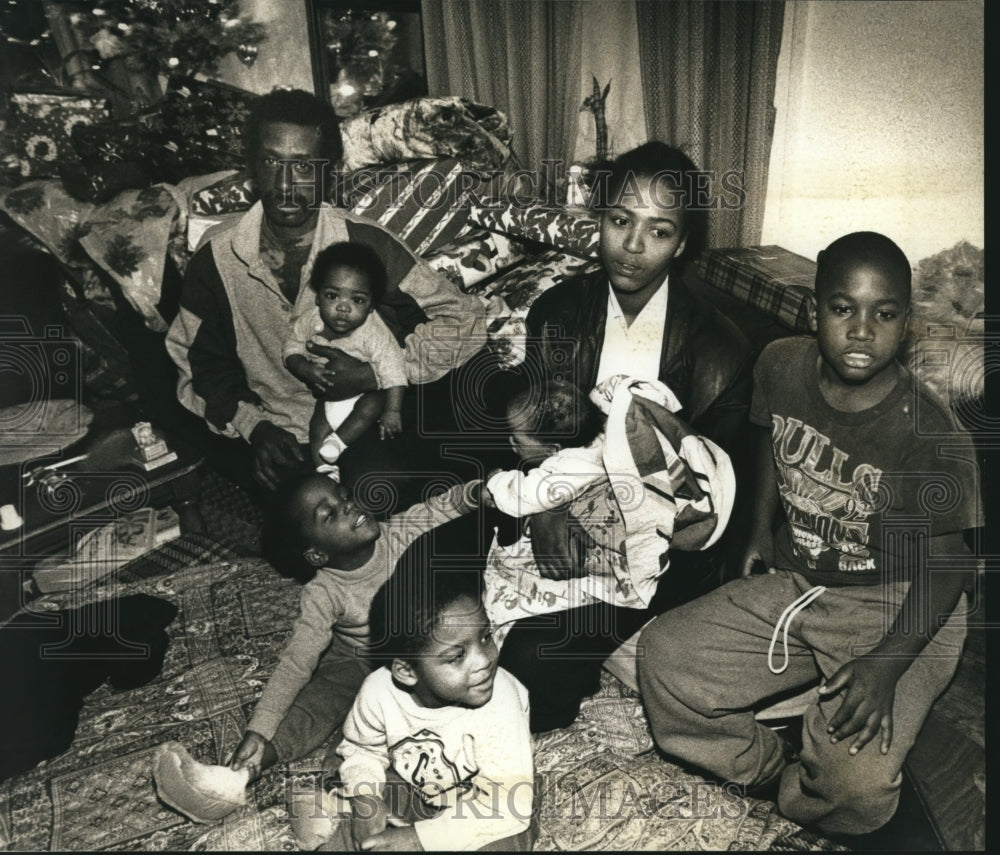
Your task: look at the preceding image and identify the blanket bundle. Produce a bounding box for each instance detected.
[594,374,736,596]
[486,375,735,632]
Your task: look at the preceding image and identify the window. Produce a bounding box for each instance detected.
[306,0,427,118]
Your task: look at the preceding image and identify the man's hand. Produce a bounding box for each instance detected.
[378,410,403,440]
[528,508,592,580]
[819,654,907,755]
[359,826,422,851]
[228,730,271,782]
[306,341,379,400]
[249,421,307,490]
[286,353,337,396]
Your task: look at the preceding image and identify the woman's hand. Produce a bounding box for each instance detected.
[528,508,591,580]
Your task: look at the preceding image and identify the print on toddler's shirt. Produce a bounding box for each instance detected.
[771,415,883,573]
[390,730,483,809]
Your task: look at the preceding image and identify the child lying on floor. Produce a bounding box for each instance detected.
[328,558,535,851]
[152,472,487,825]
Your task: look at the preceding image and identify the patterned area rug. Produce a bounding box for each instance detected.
[194,470,265,557]
[0,559,840,851]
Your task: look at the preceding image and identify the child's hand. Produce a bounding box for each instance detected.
[479,469,501,509]
[818,654,906,755]
[350,794,388,850]
[359,825,422,851]
[378,410,402,440]
[739,532,774,577]
[229,730,270,781]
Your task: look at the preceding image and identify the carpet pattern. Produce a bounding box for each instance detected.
[117,533,241,582]
[195,469,265,557]
[0,558,841,851]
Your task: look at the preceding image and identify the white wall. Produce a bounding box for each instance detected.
[761,0,983,265]
[571,0,647,164]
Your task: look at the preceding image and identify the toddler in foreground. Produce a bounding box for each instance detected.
[485,375,734,732]
[328,559,535,851]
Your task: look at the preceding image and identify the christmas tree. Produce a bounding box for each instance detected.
[66,0,266,78]
[0,0,266,83]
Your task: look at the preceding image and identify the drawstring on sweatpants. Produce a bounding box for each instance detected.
[768,586,826,674]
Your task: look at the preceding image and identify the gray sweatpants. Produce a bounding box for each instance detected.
[636,570,966,835]
[270,637,371,765]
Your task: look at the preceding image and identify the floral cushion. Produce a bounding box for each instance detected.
[904,241,984,412]
[0,181,183,333]
[7,91,110,178]
[76,185,182,333]
[339,96,512,172]
[478,250,601,369]
[469,200,600,260]
[425,228,528,291]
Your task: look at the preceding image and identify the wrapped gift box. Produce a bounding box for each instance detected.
[695,245,817,332]
[157,76,258,180]
[7,89,111,178]
[469,200,600,260]
[31,507,181,593]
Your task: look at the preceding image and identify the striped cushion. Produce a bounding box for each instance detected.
[348,158,475,256]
